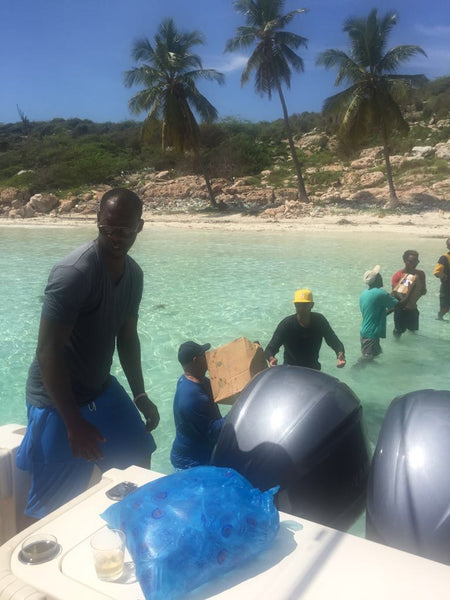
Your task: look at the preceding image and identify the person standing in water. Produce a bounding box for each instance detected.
[17,188,159,519]
[171,341,224,470]
[359,265,399,361]
[391,250,427,337]
[433,238,450,320]
[265,289,346,371]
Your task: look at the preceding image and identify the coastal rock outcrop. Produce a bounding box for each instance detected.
[28,193,59,213]
[411,146,435,159]
[435,141,450,160]
[1,127,449,219]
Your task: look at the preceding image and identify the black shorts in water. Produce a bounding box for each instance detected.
[440,284,450,311]
[360,337,382,359]
[394,308,419,333]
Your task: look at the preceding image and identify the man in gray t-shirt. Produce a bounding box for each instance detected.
[17,188,159,519]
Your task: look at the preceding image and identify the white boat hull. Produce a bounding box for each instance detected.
[0,425,448,599]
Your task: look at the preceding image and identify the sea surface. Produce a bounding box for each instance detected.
[1,225,448,533]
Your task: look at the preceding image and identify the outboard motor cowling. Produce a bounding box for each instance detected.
[366,390,450,565]
[211,366,370,530]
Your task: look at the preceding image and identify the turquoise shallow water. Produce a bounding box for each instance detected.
[1,225,448,532]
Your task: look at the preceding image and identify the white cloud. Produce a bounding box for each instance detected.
[208,54,249,73]
[415,24,450,37]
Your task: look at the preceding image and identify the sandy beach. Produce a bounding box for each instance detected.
[1,209,449,237]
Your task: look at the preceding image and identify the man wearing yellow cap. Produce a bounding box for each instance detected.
[265,289,346,371]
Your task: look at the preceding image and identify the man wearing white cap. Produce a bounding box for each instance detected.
[359,266,399,360]
[265,289,346,371]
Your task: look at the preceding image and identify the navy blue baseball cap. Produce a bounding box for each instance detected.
[178,341,211,365]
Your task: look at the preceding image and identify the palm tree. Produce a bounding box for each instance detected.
[124,18,225,209]
[316,9,427,208]
[226,0,309,201]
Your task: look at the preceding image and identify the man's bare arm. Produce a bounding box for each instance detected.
[36,317,105,460]
[117,316,160,431]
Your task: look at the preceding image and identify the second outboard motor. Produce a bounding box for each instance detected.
[212,366,370,530]
[366,390,450,565]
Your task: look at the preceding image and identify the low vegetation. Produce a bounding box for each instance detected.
[0,77,449,201]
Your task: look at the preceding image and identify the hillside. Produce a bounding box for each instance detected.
[1,76,449,219]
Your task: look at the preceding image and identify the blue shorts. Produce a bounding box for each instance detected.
[16,377,156,519]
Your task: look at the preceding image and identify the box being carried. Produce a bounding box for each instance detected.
[393,273,417,296]
[206,337,267,405]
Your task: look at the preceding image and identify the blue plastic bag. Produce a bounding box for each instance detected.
[100,466,279,600]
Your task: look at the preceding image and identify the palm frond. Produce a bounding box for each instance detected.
[130,37,155,64]
[321,85,360,114]
[316,49,348,69]
[378,45,427,73]
[274,30,308,50]
[372,83,409,135]
[184,86,220,122]
[123,66,163,89]
[225,27,258,52]
[233,0,286,27]
[316,50,363,86]
[183,69,225,86]
[271,48,292,88]
[275,8,308,30]
[278,44,304,73]
[339,91,372,143]
[377,10,398,53]
[240,45,264,86]
[128,86,163,116]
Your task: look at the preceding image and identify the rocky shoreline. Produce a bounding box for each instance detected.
[1,206,449,239]
[1,129,449,223]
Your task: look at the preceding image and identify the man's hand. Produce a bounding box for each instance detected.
[135,394,160,432]
[336,352,346,368]
[268,356,278,367]
[66,417,105,461]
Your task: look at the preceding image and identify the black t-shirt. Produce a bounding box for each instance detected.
[265,312,344,370]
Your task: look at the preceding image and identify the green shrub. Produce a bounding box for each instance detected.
[306,170,342,187]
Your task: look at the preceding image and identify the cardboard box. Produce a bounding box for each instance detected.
[206,337,267,405]
[393,273,416,295]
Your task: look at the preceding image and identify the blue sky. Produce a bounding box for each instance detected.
[1,0,449,125]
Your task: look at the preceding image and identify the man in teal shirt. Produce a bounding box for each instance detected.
[359,265,399,361]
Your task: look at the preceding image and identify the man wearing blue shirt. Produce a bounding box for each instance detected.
[359,265,399,361]
[171,341,224,469]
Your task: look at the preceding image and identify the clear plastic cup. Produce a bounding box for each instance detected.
[21,533,60,564]
[90,527,126,581]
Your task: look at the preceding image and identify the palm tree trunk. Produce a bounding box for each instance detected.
[193,147,220,210]
[380,123,399,209]
[202,170,219,210]
[275,80,309,202]
[161,120,166,152]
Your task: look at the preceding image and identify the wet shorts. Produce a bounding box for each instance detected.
[439,284,450,312]
[393,308,419,334]
[360,337,382,359]
[16,377,156,519]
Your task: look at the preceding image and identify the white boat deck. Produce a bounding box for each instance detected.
[0,464,448,600]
